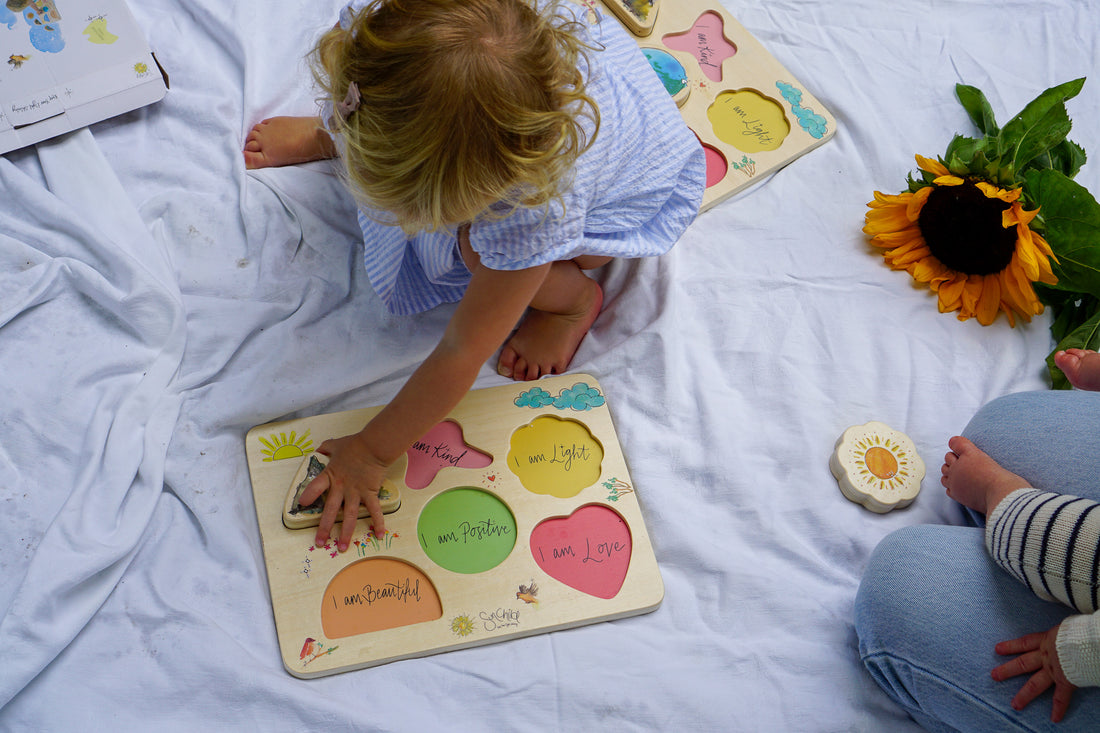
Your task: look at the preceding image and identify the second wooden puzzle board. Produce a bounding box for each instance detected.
[594,0,836,210]
[246,374,663,678]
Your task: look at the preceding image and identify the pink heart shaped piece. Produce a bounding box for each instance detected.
[530,505,632,599]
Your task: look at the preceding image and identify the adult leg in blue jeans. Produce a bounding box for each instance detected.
[855,388,1100,732]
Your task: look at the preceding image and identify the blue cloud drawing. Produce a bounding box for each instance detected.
[776,81,828,139]
[794,107,828,139]
[776,81,802,105]
[515,387,555,409]
[515,382,606,411]
[552,383,605,411]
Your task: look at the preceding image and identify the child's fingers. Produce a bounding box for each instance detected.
[992,649,1042,683]
[316,481,346,546]
[1051,681,1075,722]
[994,631,1045,658]
[1009,669,1053,712]
[337,497,359,552]
[299,469,329,507]
[364,491,386,539]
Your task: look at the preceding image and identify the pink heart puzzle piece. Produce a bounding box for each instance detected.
[530,504,632,599]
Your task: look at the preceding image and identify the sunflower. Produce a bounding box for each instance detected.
[864,155,1057,326]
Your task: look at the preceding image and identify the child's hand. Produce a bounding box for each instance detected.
[992,626,1077,722]
[1054,349,1100,392]
[297,430,388,551]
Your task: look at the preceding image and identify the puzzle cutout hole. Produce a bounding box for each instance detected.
[321,558,443,638]
[417,487,517,574]
[508,415,605,498]
[707,88,790,152]
[531,504,633,599]
[405,419,493,490]
[701,141,728,187]
[661,10,737,81]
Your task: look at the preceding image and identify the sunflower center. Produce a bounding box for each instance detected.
[917,182,1016,275]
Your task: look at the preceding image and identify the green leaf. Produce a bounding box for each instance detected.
[1030,138,1087,179]
[1038,286,1099,343]
[1024,168,1100,297]
[997,79,1084,174]
[1047,310,1100,389]
[1007,104,1074,177]
[945,135,988,171]
[956,84,1000,136]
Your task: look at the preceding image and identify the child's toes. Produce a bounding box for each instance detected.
[497,346,518,379]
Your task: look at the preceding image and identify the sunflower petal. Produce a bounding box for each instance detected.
[905,186,932,221]
[915,155,949,177]
[1003,202,1039,228]
[959,276,984,318]
[933,175,965,187]
[864,207,913,235]
[869,228,924,249]
[975,181,1021,203]
[975,274,1001,325]
[910,256,948,283]
[999,268,1035,320]
[889,244,933,266]
[938,276,967,310]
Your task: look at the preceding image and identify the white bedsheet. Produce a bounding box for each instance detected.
[1,0,1095,730]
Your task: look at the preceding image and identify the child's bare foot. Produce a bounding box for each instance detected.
[497,277,602,381]
[941,436,1030,515]
[243,116,336,169]
[1054,349,1100,391]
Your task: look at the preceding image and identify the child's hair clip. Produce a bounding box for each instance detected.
[336,82,361,122]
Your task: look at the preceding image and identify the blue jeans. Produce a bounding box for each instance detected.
[855,390,1100,732]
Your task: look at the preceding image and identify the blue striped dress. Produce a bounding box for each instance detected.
[334,0,706,314]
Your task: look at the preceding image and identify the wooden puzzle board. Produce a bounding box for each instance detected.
[592,0,836,210]
[246,374,663,678]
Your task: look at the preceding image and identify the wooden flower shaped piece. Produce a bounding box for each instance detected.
[830,421,924,513]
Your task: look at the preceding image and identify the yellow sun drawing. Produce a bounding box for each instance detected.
[260,430,313,462]
[850,434,912,491]
[451,615,476,637]
[133,61,148,74]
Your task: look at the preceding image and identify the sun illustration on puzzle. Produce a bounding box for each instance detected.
[260,430,313,461]
[850,434,913,490]
[451,615,476,637]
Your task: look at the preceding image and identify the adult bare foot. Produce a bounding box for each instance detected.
[941,436,1030,515]
[243,116,336,169]
[1054,349,1100,392]
[497,277,603,381]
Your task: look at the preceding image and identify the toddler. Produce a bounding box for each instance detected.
[244,0,705,549]
[857,349,1100,728]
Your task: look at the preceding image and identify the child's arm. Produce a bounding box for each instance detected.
[243,116,336,169]
[298,260,553,551]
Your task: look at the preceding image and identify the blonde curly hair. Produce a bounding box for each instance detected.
[312,0,600,233]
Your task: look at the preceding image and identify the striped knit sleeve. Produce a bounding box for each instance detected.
[1057,612,1100,687]
[987,488,1100,687]
[985,488,1100,614]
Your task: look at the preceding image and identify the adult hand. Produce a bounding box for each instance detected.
[297,430,388,551]
[992,625,1077,723]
